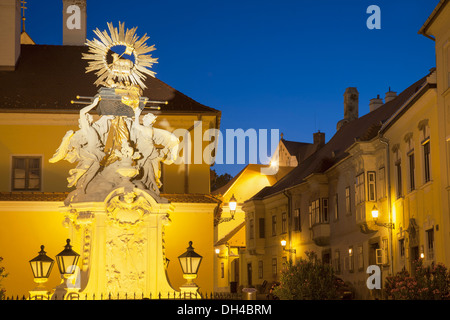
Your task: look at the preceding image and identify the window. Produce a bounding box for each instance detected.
[258,261,263,279]
[308,204,312,228]
[334,250,341,274]
[313,199,320,224]
[12,156,42,191]
[355,173,365,204]
[367,172,376,201]
[309,199,328,225]
[272,215,277,236]
[249,219,254,240]
[258,218,265,238]
[423,140,431,183]
[395,161,402,199]
[334,193,339,221]
[221,262,225,278]
[293,208,301,231]
[447,46,450,89]
[408,151,415,191]
[272,258,277,276]
[357,245,364,271]
[426,228,434,260]
[378,167,386,199]
[348,247,354,272]
[345,187,351,215]
[281,212,287,234]
[322,198,329,223]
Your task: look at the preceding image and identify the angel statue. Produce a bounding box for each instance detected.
[49,97,106,192]
[132,106,179,194]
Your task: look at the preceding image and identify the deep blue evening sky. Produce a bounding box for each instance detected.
[24,0,439,177]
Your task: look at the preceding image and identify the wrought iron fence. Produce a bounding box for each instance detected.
[2,291,243,300]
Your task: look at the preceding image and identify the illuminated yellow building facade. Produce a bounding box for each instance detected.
[0,0,221,298]
[242,72,446,300]
[212,163,293,292]
[241,0,450,300]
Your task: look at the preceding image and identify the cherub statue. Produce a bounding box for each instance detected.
[50,97,106,192]
[132,107,179,193]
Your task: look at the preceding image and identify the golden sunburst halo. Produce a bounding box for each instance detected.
[82,22,158,90]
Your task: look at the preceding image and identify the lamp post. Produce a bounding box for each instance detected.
[371,205,394,229]
[53,239,80,300]
[178,241,202,298]
[28,245,54,300]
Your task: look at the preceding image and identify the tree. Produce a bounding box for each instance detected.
[210,169,232,192]
[273,251,342,300]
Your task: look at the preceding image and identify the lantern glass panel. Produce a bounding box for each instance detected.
[189,256,202,274]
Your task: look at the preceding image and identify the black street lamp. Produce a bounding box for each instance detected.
[178,241,202,286]
[52,239,80,300]
[29,245,55,299]
[55,239,80,276]
[29,245,55,282]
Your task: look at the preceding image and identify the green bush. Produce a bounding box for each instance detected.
[273,251,342,300]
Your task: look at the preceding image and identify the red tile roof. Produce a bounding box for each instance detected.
[0,191,220,204]
[0,45,220,117]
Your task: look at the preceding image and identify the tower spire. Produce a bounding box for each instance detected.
[20,0,27,32]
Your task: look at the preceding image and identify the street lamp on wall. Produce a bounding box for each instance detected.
[229,194,237,218]
[215,194,238,225]
[371,205,394,229]
[281,239,296,253]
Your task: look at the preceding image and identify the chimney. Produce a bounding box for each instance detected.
[62,0,87,45]
[313,131,325,147]
[344,87,359,121]
[369,94,384,112]
[385,88,397,103]
[0,0,21,70]
[337,87,359,131]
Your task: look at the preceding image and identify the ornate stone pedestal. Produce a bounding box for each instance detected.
[61,187,175,299]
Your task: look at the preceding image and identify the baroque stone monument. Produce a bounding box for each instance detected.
[49,22,180,299]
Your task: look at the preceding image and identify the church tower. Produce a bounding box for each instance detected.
[0,0,21,70]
